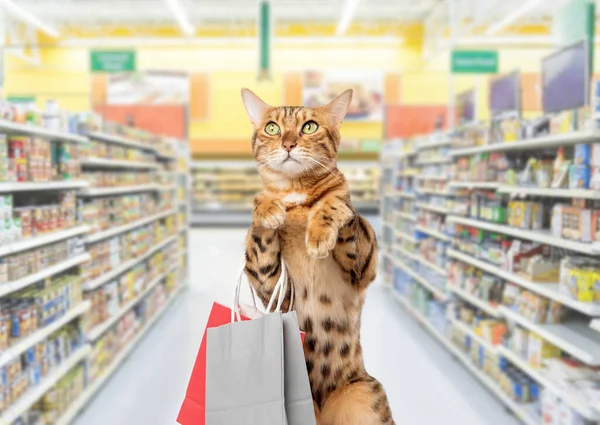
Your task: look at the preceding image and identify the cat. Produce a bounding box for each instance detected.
[241,88,394,425]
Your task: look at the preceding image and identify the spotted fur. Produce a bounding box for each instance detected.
[242,88,393,425]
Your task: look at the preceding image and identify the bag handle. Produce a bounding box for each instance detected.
[231,259,293,323]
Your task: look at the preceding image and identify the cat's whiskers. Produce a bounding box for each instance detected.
[306,156,345,186]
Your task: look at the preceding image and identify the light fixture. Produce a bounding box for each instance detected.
[165,0,195,37]
[0,0,59,38]
[336,0,361,36]
[485,0,543,35]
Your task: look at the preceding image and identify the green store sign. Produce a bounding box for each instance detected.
[451,50,498,74]
[90,50,136,73]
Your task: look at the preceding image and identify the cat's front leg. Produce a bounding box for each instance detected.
[253,193,286,229]
[244,225,291,311]
[332,215,378,288]
[306,195,353,259]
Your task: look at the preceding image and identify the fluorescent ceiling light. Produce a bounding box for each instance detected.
[336,0,361,36]
[0,0,58,37]
[59,36,404,48]
[485,0,543,35]
[165,0,194,37]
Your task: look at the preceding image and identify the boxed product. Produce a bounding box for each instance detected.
[512,326,529,359]
[591,167,600,190]
[559,257,598,303]
[527,333,560,369]
[591,143,600,167]
[562,207,592,242]
[569,165,591,189]
[541,389,561,425]
[574,144,591,166]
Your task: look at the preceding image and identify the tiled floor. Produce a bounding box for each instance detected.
[73,228,520,425]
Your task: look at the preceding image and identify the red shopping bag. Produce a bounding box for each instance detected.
[177,302,249,425]
[177,301,305,425]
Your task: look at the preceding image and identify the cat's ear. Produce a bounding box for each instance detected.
[322,89,353,129]
[241,88,271,127]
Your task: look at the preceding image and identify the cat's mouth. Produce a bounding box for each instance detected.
[282,155,300,164]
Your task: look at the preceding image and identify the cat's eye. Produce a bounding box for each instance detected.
[302,121,319,134]
[264,122,280,135]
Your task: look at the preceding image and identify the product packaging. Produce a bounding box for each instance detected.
[527,333,560,369]
[574,144,591,166]
[562,207,592,242]
[569,165,591,189]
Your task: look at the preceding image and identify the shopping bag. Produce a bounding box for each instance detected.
[177,261,310,425]
[176,302,251,425]
[205,312,286,425]
[282,312,317,425]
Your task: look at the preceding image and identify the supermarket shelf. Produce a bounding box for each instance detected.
[396,150,417,159]
[82,233,178,291]
[0,119,88,144]
[417,256,448,277]
[87,131,157,152]
[0,225,91,257]
[591,319,600,333]
[499,306,600,366]
[416,175,449,181]
[157,184,177,192]
[85,264,178,341]
[394,191,417,199]
[416,203,450,215]
[156,152,178,161]
[56,285,185,425]
[0,301,91,369]
[397,170,419,177]
[448,286,501,317]
[80,157,159,170]
[0,253,91,298]
[0,180,89,193]
[78,184,160,197]
[394,229,418,244]
[417,188,453,196]
[448,181,501,190]
[415,226,450,242]
[86,209,175,243]
[0,345,91,425]
[391,257,448,300]
[393,244,420,263]
[447,249,600,316]
[192,211,252,226]
[447,216,597,255]
[193,203,252,212]
[497,346,599,421]
[451,131,600,156]
[354,202,379,214]
[450,318,498,353]
[389,288,539,425]
[417,139,452,150]
[192,159,256,168]
[497,186,600,200]
[415,157,452,165]
[395,211,416,222]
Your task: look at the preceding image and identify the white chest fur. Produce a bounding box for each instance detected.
[282,192,307,205]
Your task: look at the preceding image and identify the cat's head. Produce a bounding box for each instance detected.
[241,88,352,178]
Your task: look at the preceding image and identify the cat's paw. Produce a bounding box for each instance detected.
[306,224,337,259]
[254,199,286,229]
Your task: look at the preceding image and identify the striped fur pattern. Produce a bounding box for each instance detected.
[241,89,394,425]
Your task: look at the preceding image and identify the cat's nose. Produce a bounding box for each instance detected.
[282,140,297,152]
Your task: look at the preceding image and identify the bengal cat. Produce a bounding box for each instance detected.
[241,88,394,425]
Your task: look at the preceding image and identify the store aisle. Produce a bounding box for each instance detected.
[73,228,520,425]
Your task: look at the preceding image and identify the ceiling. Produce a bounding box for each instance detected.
[13,0,441,26]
